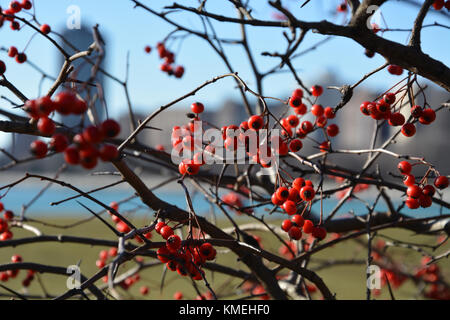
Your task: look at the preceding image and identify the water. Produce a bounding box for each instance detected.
[0,184,445,220]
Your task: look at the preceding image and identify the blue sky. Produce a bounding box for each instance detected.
[0,0,449,127]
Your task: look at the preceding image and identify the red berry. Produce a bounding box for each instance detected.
[83,126,104,144]
[418,109,436,125]
[324,107,335,119]
[21,0,32,10]
[281,219,293,232]
[15,52,27,64]
[199,242,216,260]
[54,91,77,115]
[0,61,5,75]
[73,98,88,114]
[288,226,302,240]
[36,96,55,117]
[116,221,131,233]
[403,174,415,187]
[248,115,264,131]
[271,193,284,206]
[99,119,120,138]
[96,259,105,268]
[185,162,200,175]
[423,185,435,197]
[11,254,22,263]
[174,291,183,300]
[0,203,3,212]
[292,178,305,190]
[311,85,323,97]
[405,197,420,209]
[434,176,449,189]
[419,194,432,208]
[291,214,304,228]
[99,250,108,260]
[383,93,396,105]
[294,103,307,115]
[140,286,149,295]
[144,45,152,53]
[166,234,181,252]
[410,105,423,118]
[398,161,412,174]
[10,1,22,12]
[433,0,445,10]
[326,124,339,137]
[191,102,204,114]
[313,226,327,240]
[49,134,69,153]
[178,162,187,175]
[0,231,13,241]
[300,186,315,201]
[282,200,297,215]
[157,246,171,263]
[388,112,405,126]
[40,24,51,34]
[160,226,174,240]
[291,88,303,100]
[287,115,299,127]
[4,210,13,220]
[174,65,185,78]
[275,187,290,202]
[99,144,119,161]
[30,140,48,158]
[155,222,166,234]
[79,147,99,169]
[8,46,18,58]
[37,117,55,135]
[311,104,324,117]
[10,21,20,31]
[401,123,416,137]
[406,185,422,198]
[303,220,314,233]
[300,121,313,134]
[315,116,327,128]
[360,101,372,116]
[64,146,80,165]
[289,139,303,152]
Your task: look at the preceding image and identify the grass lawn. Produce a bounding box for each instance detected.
[1,215,448,300]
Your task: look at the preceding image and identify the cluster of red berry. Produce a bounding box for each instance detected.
[0,255,35,287]
[156,42,184,78]
[0,1,31,30]
[433,0,450,10]
[270,177,327,240]
[397,160,448,209]
[0,202,14,241]
[416,257,450,300]
[281,214,326,241]
[360,92,436,137]
[155,222,216,281]
[26,91,121,169]
[288,86,339,153]
[172,102,205,175]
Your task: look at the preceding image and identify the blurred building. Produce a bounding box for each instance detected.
[57,25,106,128]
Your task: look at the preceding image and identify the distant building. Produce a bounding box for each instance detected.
[57,25,106,128]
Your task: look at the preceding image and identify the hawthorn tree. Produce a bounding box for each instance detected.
[0,0,449,300]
